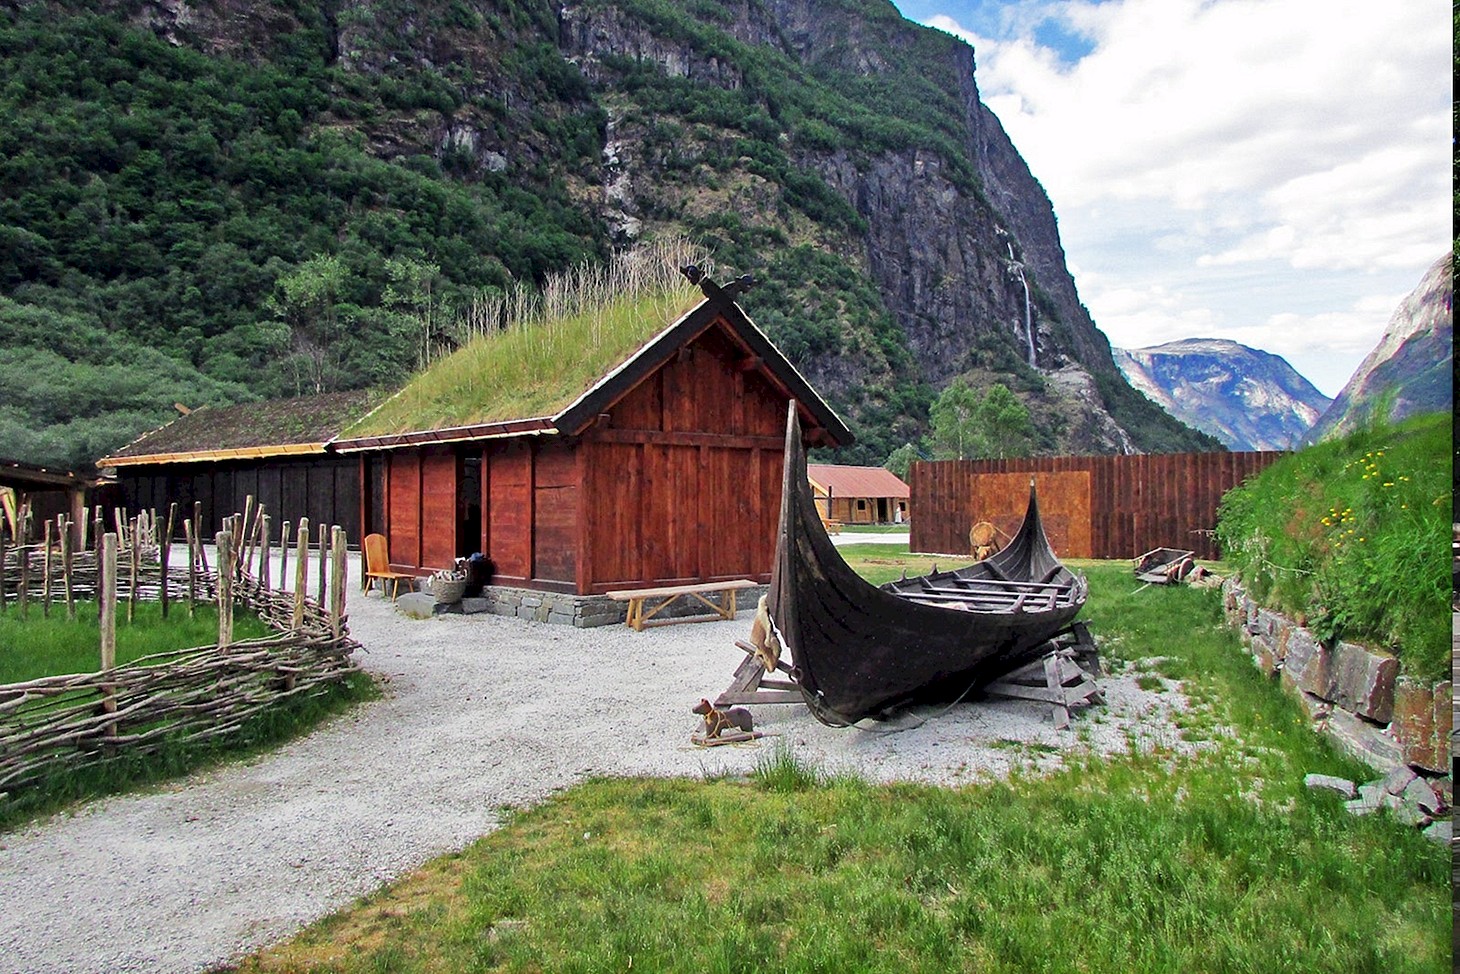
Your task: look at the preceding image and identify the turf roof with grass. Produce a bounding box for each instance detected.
[344,285,702,438]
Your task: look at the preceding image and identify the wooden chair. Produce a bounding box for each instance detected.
[363,533,412,600]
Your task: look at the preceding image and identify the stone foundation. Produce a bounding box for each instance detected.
[430,582,770,629]
[1222,577,1451,776]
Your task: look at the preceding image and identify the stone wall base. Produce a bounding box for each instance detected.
[432,582,770,629]
[1221,577,1452,776]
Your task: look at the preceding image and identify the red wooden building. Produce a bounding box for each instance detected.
[334,278,850,595]
[102,277,850,602]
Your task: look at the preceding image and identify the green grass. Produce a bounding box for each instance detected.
[225,562,1448,974]
[1,670,378,832]
[1215,411,1451,680]
[0,600,272,684]
[837,523,911,534]
[347,241,703,436]
[834,542,955,586]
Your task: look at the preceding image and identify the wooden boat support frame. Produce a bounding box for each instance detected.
[715,402,1092,726]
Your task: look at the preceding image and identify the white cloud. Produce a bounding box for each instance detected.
[917,0,1451,400]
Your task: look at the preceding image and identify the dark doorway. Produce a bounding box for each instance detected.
[458,454,482,557]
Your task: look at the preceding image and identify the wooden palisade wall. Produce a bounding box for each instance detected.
[118,457,362,545]
[910,451,1285,561]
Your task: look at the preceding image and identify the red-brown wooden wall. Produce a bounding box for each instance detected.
[371,317,803,594]
[910,451,1286,561]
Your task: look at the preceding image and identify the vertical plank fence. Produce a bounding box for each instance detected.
[910,451,1287,561]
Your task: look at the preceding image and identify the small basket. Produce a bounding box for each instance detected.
[427,573,467,604]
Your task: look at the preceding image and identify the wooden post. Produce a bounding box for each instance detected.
[293,518,309,631]
[100,532,118,739]
[183,516,197,618]
[41,518,52,618]
[17,502,29,620]
[216,530,234,648]
[330,525,347,641]
[127,515,140,623]
[193,503,209,575]
[77,505,88,552]
[316,524,328,608]
[260,514,272,593]
[0,520,7,613]
[279,521,292,595]
[160,502,177,618]
[62,514,75,621]
[92,507,103,555]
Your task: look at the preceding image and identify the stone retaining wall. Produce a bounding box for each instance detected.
[1221,577,1452,775]
[431,583,770,629]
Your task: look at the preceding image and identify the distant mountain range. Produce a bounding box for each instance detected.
[1113,340,1331,451]
[1304,252,1453,443]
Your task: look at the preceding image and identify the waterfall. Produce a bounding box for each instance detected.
[1004,243,1036,368]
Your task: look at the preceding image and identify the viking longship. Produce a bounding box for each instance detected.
[766,403,1088,725]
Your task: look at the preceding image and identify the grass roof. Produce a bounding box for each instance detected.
[107,389,381,460]
[346,241,706,437]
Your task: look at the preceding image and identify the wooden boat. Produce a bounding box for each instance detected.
[766,403,1088,725]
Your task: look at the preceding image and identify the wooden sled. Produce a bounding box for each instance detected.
[983,623,1103,729]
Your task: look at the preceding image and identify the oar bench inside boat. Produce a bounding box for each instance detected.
[607,579,757,631]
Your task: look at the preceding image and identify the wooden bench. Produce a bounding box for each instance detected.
[606,579,757,631]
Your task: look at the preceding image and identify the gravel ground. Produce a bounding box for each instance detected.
[0,554,1193,974]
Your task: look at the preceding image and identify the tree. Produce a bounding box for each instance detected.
[883,442,920,481]
[271,254,346,395]
[928,380,1033,460]
[927,376,980,460]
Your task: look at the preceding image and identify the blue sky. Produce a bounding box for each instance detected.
[887,0,1451,397]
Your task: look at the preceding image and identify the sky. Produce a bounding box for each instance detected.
[888,0,1451,397]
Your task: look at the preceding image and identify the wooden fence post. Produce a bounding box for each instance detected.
[160,502,176,618]
[330,526,347,641]
[127,515,140,623]
[260,514,272,594]
[100,532,118,739]
[17,501,30,620]
[293,519,309,631]
[316,524,328,608]
[279,521,292,595]
[61,514,75,620]
[41,518,52,618]
[216,530,234,649]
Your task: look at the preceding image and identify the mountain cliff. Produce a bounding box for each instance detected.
[0,0,1216,469]
[1114,340,1331,451]
[1305,253,1453,443]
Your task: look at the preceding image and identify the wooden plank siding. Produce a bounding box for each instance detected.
[909,451,1286,561]
[115,457,361,543]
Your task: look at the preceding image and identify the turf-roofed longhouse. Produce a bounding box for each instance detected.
[100,265,849,604]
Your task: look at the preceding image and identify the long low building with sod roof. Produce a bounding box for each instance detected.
[100,257,850,624]
[807,464,911,525]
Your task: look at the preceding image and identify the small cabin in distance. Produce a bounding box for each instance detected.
[807,464,910,525]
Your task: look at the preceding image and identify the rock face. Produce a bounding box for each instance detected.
[1114,339,1331,451]
[27,0,1218,464]
[1306,253,1453,442]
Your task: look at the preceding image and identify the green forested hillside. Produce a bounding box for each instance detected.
[0,0,1214,471]
[0,4,602,467]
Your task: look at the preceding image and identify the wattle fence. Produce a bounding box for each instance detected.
[0,499,358,799]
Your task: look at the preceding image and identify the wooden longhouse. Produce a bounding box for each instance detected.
[101,276,851,602]
[807,464,911,525]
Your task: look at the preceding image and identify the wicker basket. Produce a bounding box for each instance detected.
[428,575,467,604]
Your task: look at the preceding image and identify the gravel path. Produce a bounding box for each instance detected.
[0,554,1191,973]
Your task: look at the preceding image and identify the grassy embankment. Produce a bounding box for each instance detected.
[226,557,1448,974]
[1216,411,1451,682]
[0,602,376,829]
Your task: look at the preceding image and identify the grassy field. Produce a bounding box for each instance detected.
[224,562,1448,974]
[0,600,272,684]
[836,524,911,534]
[0,601,376,830]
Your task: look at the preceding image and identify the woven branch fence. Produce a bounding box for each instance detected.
[1,497,359,799]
